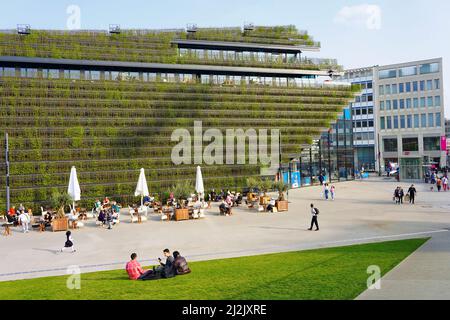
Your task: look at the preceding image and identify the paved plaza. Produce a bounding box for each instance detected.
[1,177,450,299]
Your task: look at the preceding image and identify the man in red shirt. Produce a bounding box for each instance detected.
[126,253,146,280]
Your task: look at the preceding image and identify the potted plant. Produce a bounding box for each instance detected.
[273,181,289,212]
[256,178,272,206]
[50,190,71,231]
[172,181,193,221]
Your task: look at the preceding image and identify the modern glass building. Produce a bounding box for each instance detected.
[337,67,376,171]
[0,25,357,209]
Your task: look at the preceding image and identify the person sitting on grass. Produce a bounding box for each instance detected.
[173,251,191,275]
[139,248,176,281]
[126,253,147,280]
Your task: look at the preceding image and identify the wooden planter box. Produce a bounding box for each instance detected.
[175,208,189,221]
[52,217,68,232]
[276,200,288,212]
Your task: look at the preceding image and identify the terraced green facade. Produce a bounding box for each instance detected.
[0,26,356,210]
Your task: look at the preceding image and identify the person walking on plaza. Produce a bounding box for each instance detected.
[60,231,76,253]
[442,176,448,192]
[408,184,417,204]
[324,184,330,200]
[398,187,405,204]
[393,187,400,204]
[308,203,319,231]
[330,185,336,200]
[18,209,31,233]
[437,178,442,192]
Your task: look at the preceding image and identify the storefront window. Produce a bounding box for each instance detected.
[402,138,419,152]
[423,137,440,151]
[384,138,398,152]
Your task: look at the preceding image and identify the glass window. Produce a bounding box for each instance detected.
[420,63,439,74]
[427,96,434,107]
[399,83,404,93]
[380,101,385,110]
[49,69,59,79]
[421,114,427,127]
[380,117,385,130]
[399,66,418,77]
[386,116,392,129]
[403,138,419,152]
[393,116,399,129]
[413,98,419,109]
[407,115,412,128]
[355,108,361,115]
[405,82,411,92]
[368,120,374,127]
[435,96,441,107]
[393,99,399,110]
[420,97,426,108]
[435,79,440,90]
[423,137,440,151]
[386,100,391,110]
[361,108,368,115]
[406,98,412,109]
[420,80,425,91]
[368,107,373,115]
[385,85,391,95]
[400,115,406,129]
[413,81,418,92]
[384,138,398,152]
[436,113,441,127]
[428,113,434,127]
[379,69,397,79]
[391,84,398,94]
[414,114,419,128]
[427,80,433,91]
[398,99,404,109]
[379,85,384,95]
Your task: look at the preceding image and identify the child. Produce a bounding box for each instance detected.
[60,231,76,253]
[330,185,336,200]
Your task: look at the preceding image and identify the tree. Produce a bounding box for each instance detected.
[51,190,72,218]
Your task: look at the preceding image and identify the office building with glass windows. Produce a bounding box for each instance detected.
[337,67,376,171]
[375,58,445,180]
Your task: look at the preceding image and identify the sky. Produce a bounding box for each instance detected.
[1,0,449,115]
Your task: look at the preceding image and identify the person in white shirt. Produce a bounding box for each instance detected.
[267,198,276,212]
[18,209,31,233]
[308,203,319,231]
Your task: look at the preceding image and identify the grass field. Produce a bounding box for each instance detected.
[0,238,428,300]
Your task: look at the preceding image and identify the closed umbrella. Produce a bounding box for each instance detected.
[195,166,205,200]
[135,168,149,207]
[67,166,81,211]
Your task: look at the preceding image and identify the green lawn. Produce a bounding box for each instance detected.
[0,238,428,300]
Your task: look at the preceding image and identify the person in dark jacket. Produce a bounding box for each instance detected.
[173,251,191,275]
[398,187,404,204]
[157,248,175,278]
[408,185,417,204]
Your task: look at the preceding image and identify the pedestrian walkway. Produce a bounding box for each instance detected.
[357,230,450,300]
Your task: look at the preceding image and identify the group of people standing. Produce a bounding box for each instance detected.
[393,185,417,204]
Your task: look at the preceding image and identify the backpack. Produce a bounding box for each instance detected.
[314,208,319,215]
